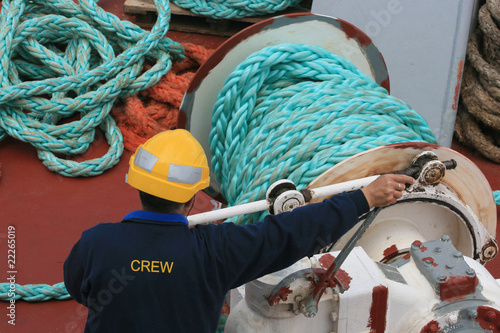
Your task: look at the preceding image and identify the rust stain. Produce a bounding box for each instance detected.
[439,275,478,302]
[422,257,438,267]
[382,244,398,262]
[338,18,372,47]
[381,77,390,92]
[420,320,440,333]
[367,285,388,333]
[476,306,500,332]
[451,60,464,111]
[268,286,293,306]
[412,240,428,252]
[186,17,277,94]
[317,253,352,291]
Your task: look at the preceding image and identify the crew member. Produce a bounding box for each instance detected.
[64,129,414,332]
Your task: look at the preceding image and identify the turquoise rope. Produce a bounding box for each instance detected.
[0,0,182,301]
[0,0,183,177]
[0,283,70,302]
[495,190,500,205]
[210,43,438,224]
[172,0,303,19]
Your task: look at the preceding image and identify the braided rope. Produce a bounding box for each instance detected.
[210,43,437,224]
[0,0,183,177]
[0,282,70,302]
[172,0,302,19]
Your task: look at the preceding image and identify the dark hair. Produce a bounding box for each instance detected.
[138,191,184,213]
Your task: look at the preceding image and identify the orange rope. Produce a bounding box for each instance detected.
[112,43,213,152]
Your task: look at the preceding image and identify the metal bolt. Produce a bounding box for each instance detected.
[438,275,448,282]
[466,268,475,276]
[454,251,463,258]
[467,309,477,319]
[483,245,498,260]
[446,264,454,269]
[434,247,442,253]
[441,235,451,242]
[294,295,302,302]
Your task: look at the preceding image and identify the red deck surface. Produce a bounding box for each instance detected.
[1,1,499,332]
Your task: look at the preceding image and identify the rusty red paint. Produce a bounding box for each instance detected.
[186,13,315,94]
[177,109,187,129]
[386,142,440,150]
[420,320,441,333]
[403,253,411,260]
[268,286,293,306]
[338,18,372,47]
[367,285,388,333]
[382,244,398,262]
[412,240,428,253]
[317,253,352,291]
[318,253,335,268]
[476,306,500,333]
[439,275,478,302]
[422,257,438,267]
[451,60,464,111]
[381,77,390,93]
[186,17,275,94]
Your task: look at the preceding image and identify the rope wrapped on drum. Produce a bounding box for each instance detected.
[0,0,183,177]
[210,43,437,225]
[172,0,303,19]
[455,0,500,163]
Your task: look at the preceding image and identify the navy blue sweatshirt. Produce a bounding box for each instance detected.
[63,190,369,332]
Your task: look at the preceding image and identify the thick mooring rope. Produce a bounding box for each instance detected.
[210,43,437,224]
[0,0,183,177]
[113,42,213,152]
[172,0,303,19]
[0,283,69,302]
[455,0,500,163]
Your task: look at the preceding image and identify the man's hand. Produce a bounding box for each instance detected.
[361,174,415,208]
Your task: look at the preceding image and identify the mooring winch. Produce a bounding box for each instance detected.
[217,147,499,333]
[180,12,499,333]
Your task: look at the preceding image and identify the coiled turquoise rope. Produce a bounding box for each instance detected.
[0,0,183,177]
[495,191,500,205]
[210,43,438,224]
[172,0,302,19]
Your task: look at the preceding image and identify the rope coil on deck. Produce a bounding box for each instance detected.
[0,0,183,177]
[172,0,303,19]
[210,43,437,224]
[455,0,500,163]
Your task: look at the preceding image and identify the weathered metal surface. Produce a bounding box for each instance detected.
[226,243,500,333]
[307,143,497,263]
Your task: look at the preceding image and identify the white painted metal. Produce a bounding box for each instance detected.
[187,175,379,225]
[225,247,500,333]
[307,144,497,245]
[311,0,480,146]
[330,183,494,263]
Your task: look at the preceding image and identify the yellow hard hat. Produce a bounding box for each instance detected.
[126,129,210,203]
